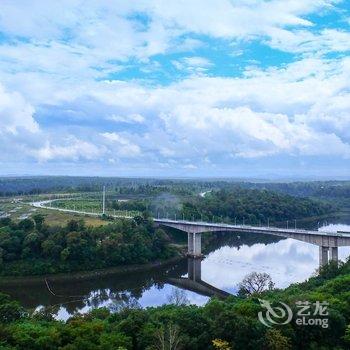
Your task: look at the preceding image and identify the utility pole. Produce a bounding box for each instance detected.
[102,186,106,215]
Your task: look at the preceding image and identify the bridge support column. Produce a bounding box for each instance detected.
[319,246,329,267]
[187,233,202,257]
[194,233,202,257]
[330,247,338,265]
[188,258,201,281]
[188,233,194,255]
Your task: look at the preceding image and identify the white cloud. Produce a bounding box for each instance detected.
[36,55,348,165]
[0,0,344,87]
[0,1,350,174]
[172,56,212,74]
[182,56,212,67]
[100,132,141,157]
[267,28,350,54]
[107,113,145,123]
[183,164,197,169]
[31,138,103,162]
[0,84,38,134]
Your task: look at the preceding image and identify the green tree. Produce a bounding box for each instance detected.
[18,219,35,231]
[265,329,291,350]
[0,293,26,323]
[32,214,45,230]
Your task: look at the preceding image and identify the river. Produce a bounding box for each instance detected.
[1,215,350,320]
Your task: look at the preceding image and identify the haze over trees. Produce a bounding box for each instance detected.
[180,188,334,225]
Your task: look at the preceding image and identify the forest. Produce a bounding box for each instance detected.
[110,187,335,225]
[1,176,350,204]
[181,188,335,224]
[0,215,175,276]
[0,260,349,349]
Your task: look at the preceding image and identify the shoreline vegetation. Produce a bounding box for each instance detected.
[0,256,349,348]
[0,254,185,286]
[0,215,178,277]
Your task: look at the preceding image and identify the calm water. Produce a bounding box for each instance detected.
[1,215,350,320]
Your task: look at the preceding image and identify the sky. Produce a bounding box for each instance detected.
[0,0,350,179]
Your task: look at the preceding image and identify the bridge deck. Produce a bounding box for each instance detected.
[31,200,350,239]
[154,218,350,239]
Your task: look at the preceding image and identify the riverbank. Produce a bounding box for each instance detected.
[0,252,186,286]
[1,250,349,349]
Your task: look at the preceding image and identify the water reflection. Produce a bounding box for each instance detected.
[167,258,230,298]
[202,239,350,294]
[0,220,349,320]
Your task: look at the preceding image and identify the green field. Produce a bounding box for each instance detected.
[50,198,141,217]
[0,196,109,226]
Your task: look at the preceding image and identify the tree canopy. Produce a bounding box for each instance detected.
[0,216,175,276]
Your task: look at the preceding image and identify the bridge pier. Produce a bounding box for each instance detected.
[330,247,338,264]
[319,246,339,267]
[188,232,194,255]
[187,232,202,257]
[188,257,201,281]
[319,246,329,267]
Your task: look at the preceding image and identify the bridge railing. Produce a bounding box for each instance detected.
[32,200,341,236]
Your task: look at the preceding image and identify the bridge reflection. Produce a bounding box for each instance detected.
[167,257,230,299]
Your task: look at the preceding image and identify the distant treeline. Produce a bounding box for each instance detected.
[239,181,350,198]
[1,176,350,200]
[0,176,213,196]
[0,176,162,196]
[239,182,350,208]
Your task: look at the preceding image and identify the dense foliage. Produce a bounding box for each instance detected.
[181,188,334,224]
[239,181,350,208]
[0,216,175,276]
[108,188,335,224]
[0,261,349,349]
[240,181,350,198]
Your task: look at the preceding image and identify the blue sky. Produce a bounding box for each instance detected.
[0,0,350,178]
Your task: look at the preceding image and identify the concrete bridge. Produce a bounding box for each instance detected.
[154,219,350,267]
[30,199,350,267]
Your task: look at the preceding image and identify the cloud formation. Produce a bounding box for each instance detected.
[0,0,349,177]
